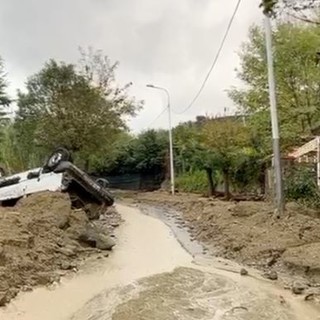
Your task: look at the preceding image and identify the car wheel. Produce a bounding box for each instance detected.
[45,148,71,171]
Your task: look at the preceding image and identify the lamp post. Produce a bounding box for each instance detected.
[264,13,284,217]
[146,84,175,195]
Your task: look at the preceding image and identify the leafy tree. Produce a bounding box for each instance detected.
[0,57,10,132]
[229,22,320,151]
[97,129,167,178]
[132,129,167,175]
[202,118,250,198]
[0,124,25,173]
[16,53,142,170]
[0,58,10,109]
[174,121,220,196]
[261,0,320,16]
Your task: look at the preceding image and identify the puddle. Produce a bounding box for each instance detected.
[139,204,204,257]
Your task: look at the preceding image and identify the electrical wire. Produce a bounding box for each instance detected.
[175,0,242,115]
[146,106,168,128]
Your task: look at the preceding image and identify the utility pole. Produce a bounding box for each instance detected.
[146,84,175,195]
[264,13,284,217]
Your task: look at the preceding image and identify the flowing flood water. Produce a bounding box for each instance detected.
[1,204,320,320]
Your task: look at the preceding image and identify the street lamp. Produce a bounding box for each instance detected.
[264,13,284,217]
[146,84,175,195]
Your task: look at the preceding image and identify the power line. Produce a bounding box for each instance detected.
[146,106,168,128]
[175,0,242,115]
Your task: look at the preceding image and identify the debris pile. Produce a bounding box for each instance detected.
[0,191,120,306]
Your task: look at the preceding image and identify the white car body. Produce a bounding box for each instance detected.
[0,168,63,202]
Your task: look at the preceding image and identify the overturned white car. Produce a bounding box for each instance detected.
[0,148,114,219]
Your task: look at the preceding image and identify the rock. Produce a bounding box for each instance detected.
[266,255,278,267]
[304,293,315,301]
[240,268,248,276]
[263,270,278,281]
[0,246,6,266]
[36,272,53,285]
[111,223,120,228]
[79,223,111,248]
[0,289,17,307]
[292,281,308,294]
[21,285,33,292]
[56,215,70,229]
[96,235,116,250]
[48,281,59,291]
[60,261,76,270]
[0,291,8,306]
[57,246,77,257]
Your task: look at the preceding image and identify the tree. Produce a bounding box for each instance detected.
[229,22,320,151]
[16,52,142,170]
[96,129,167,178]
[261,0,320,15]
[0,57,10,131]
[202,118,250,199]
[132,129,167,175]
[0,58,10,109]
[174,121,220,196]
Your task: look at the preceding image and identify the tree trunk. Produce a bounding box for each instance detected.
[223,170,231,200]
[205,167,215,197]
[258,163,266,195]
[84,159,90,172]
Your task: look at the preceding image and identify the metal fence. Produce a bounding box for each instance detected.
[98,173,163,191]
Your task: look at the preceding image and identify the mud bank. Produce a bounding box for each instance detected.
[0,192,120,306]
[119,191,320,297]
[1,204,319,320]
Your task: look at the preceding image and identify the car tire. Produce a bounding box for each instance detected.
[44,148,71,172]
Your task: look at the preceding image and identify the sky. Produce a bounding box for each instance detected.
[0,0,263,132]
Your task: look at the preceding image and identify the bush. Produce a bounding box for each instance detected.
[175,170,208,194]
[284,165,320,208]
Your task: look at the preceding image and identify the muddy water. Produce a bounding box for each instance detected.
[1,204,320,320]
[0,205,191,320]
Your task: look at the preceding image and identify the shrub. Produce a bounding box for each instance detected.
[175,170,208,194]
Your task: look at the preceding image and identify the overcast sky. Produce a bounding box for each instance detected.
[0,0,262,132]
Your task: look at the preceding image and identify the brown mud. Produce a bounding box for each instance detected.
[1,204,319,320]
[0,191,120,306]
[118,191,320,298]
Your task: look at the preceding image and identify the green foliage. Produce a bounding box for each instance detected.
[0,57,10,109]
[0,125,26,173]
[231,148,264,192]
[229,22,320,151]
[133,129,168,173]
[15,49,142,170]
[203,119,249,170]
[98,129,168,176]
[261,0,320,16]
[175,170,209,194]
[0,57,11,144]
[260,0,278,14]
[284,165,320,207]
[173,122,202,173]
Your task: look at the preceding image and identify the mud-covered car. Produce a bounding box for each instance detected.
[0,148,114,219]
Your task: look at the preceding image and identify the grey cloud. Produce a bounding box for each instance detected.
[0,0,262,131]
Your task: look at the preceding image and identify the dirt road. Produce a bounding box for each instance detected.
[1,204,319,320]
